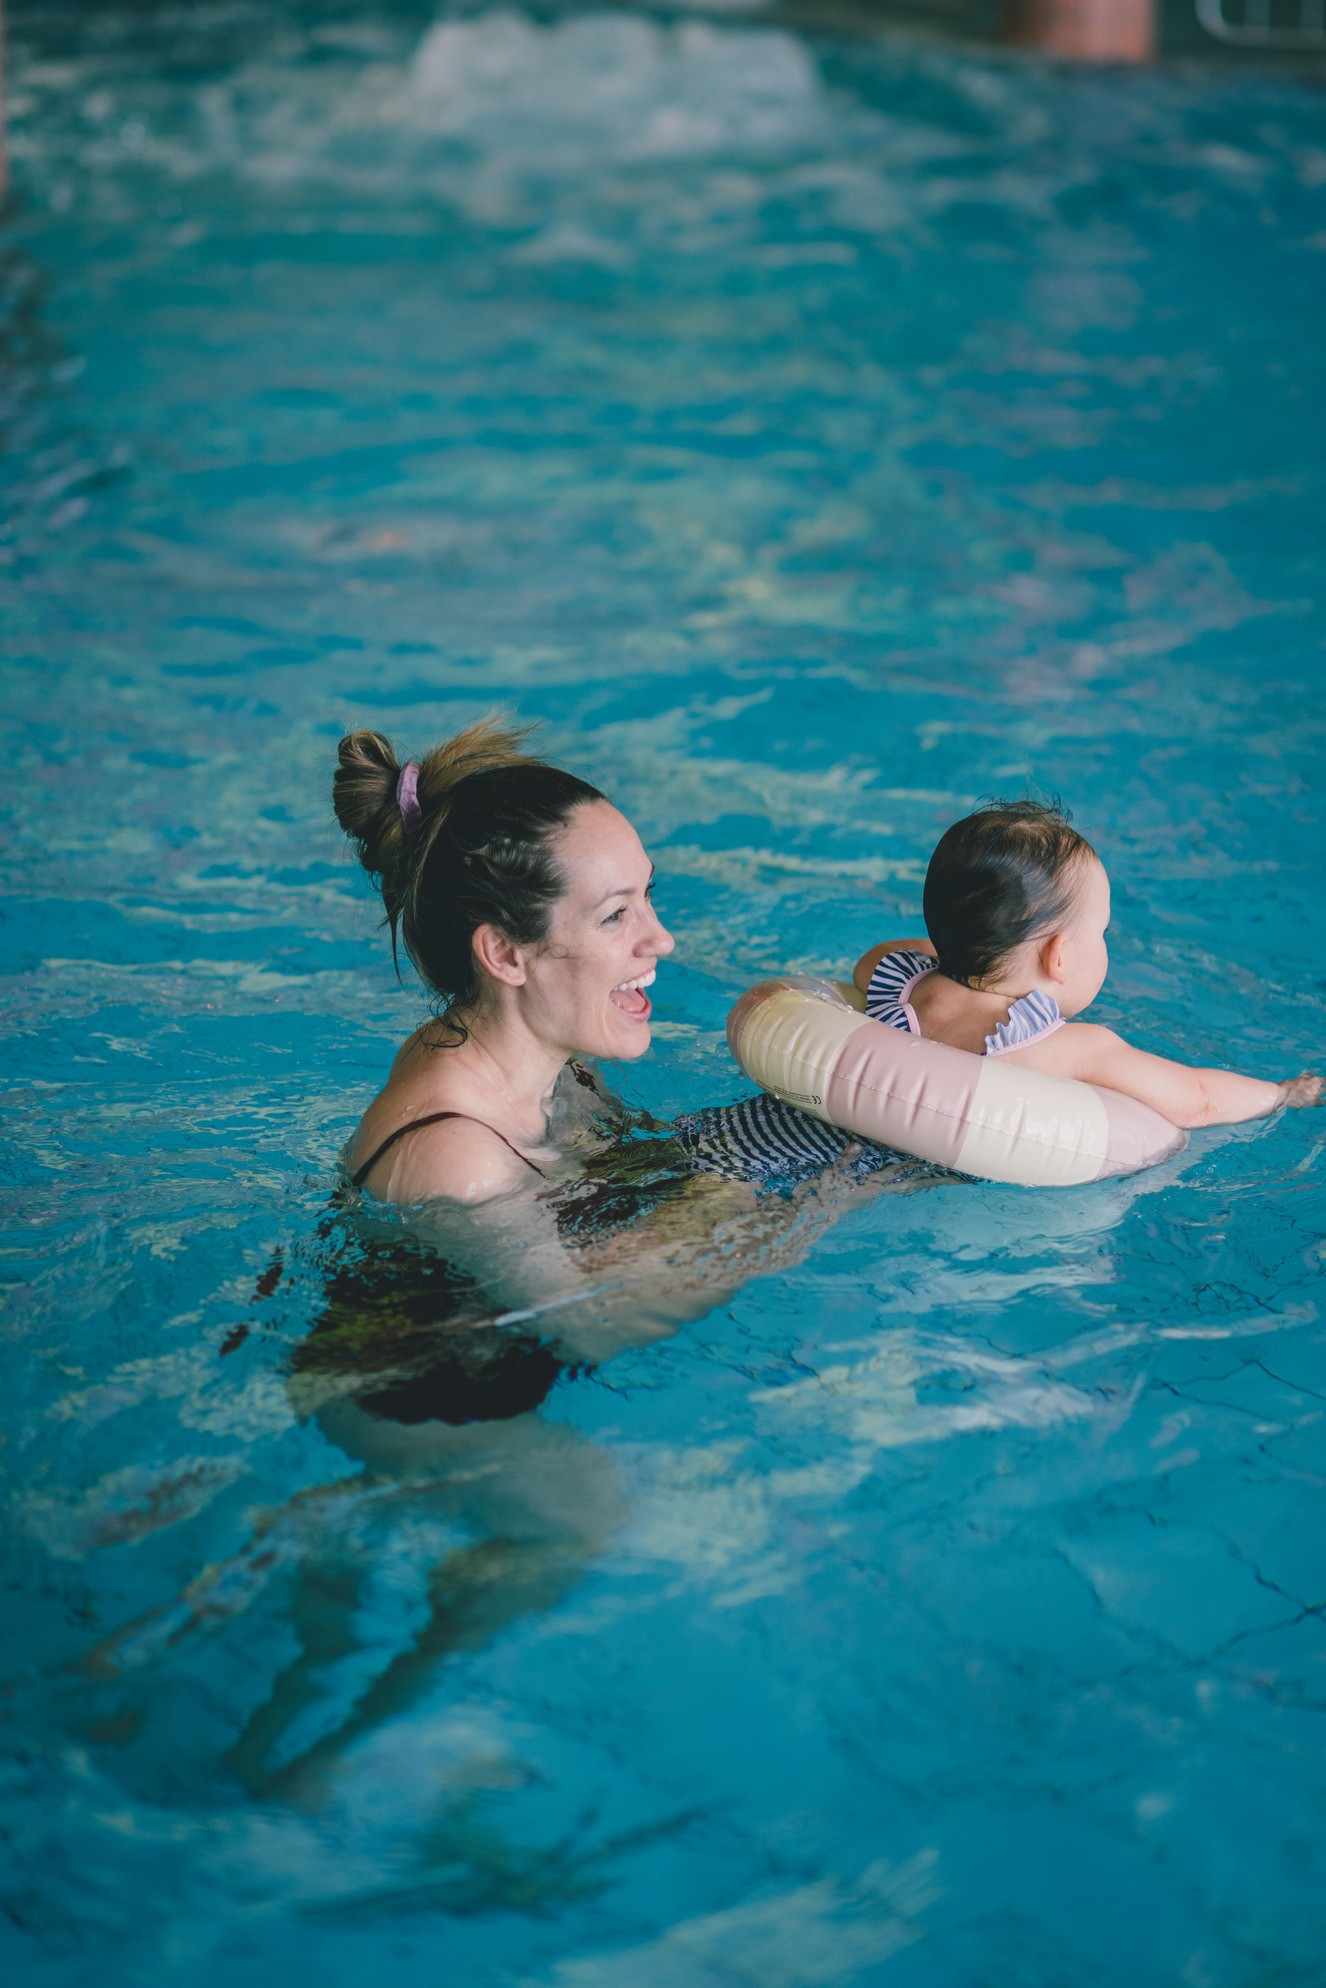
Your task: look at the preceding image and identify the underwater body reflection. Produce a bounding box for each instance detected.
[84,1091,929,1806]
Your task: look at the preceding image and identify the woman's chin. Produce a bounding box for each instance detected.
[597,1005,652,1059]
[607,1019,652,1059]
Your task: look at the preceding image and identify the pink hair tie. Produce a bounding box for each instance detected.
[396,761,422,834]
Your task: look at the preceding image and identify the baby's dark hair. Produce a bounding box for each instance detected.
[333,714,605,1037]
[923,799,1097,988]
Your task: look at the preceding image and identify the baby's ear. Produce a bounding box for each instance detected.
[1040,932,1069,983]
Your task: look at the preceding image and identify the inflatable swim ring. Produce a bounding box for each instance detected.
[727,976,1186,1188]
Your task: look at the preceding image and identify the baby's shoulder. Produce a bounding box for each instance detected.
[853,938,935,994]
[868,945,934,985]
[997,1020,1124,1080]
[863,947,938,1029]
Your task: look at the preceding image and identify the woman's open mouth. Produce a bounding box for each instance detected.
[609,968,656,1023]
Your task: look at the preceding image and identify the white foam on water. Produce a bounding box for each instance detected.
[404,11,823,166]
[7,6,885,223]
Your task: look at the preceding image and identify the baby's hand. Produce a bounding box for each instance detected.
[1277,1073,1322,1109]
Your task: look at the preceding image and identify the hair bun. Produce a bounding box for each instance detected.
[332,712,543,894]
[333,728,405,882]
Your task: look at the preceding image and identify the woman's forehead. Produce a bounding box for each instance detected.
[554,800,649,901]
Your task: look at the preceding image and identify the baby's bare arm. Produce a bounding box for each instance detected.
[1012,1023,1320,1128]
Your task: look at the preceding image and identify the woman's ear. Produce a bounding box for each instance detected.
[1040,932,1069,984]
[472,923,528,988]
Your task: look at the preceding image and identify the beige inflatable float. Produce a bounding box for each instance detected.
[727,976,1186,1188]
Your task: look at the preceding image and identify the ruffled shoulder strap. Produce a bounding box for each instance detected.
[984,988,1064,1058]
[865,949,935,1033]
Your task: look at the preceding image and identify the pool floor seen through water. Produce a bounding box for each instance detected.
[2,3,1325,1984]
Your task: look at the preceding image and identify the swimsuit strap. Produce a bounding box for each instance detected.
[351,1111,545,1189]
[864,948,936,1035]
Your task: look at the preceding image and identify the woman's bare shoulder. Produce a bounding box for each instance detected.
[386,1020,446,1080]
[359,1114,536,1207]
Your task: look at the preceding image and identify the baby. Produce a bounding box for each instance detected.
[854,801,1320,1129]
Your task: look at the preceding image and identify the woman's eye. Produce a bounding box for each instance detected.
[603,906,626,925]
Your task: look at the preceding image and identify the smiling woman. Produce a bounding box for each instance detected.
[335,714,675,1206]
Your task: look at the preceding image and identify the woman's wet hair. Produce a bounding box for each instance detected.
[333,715,605,1038]
[923,799,1096,988]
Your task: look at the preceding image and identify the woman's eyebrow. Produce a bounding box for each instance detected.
[592,865,656,910]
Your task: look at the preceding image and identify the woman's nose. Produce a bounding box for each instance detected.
[645,905,674,956]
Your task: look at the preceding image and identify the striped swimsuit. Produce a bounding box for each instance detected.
[673,1089,904,1190]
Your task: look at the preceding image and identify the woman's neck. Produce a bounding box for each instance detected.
[441,1004,569,1140]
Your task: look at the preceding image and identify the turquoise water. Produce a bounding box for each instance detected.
[3,4,1326,1982]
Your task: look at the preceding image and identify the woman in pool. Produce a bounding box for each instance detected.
[854,799,1320,1127]
[116,721,684,1797]
[336,715,674,1205]
[161,719,904,1800]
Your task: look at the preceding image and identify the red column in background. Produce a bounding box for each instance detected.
[1004,0,1156,60]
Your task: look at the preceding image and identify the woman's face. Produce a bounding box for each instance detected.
[521,800,674,1061]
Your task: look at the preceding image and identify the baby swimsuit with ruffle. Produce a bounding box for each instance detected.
[865,949,1064,1056]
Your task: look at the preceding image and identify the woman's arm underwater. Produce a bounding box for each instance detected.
[1007,1023,1321,1129]
[404,1144,896,1366]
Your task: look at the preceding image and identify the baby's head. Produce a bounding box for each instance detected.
[923,800,1109,1017]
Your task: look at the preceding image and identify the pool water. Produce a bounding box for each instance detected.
[3,3,1325,1982]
